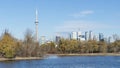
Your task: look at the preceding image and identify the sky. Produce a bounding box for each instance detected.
[0,0,120,40]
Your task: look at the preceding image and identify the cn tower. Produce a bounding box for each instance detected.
[35,9,39,42]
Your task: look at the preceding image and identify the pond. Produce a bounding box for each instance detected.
[0,56,120,68]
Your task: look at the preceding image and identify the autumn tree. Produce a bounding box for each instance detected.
[111,40,120,53]
[22,29,36,57]
[98,41,107,53]
[57,38,67,53]
[0,31,17,58]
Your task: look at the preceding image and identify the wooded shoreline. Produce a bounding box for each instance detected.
[1,31,120,61]
[1,31,120,59]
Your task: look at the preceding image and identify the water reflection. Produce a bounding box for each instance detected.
[46,55,59,59]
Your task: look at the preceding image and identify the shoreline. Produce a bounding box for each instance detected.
[48,53,120,56]
[0,57,43,61]
[0,53,120,61]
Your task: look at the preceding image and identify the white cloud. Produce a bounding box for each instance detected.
[55,20,119,32]
[71,10,94,18]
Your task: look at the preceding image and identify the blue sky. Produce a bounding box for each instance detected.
[0,0,120,40]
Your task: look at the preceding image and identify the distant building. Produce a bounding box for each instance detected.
[108,36,115,43]
[113,34,120,41]
[89,31,93,40]
[55,35,61,45]
[77,31,82,41]
[72,32,78,40]
[108,36,111,43]
[68,33,71,40]
[104,37,108,43]
[93,35,98,41]
[105,36,115,43]
[85,31,89,41]
[40,36,46,44]
[71,31,85,41]
[80,35,85,41]
[99,33,104,41]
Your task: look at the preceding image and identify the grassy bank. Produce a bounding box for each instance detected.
[0,57,43,61]
[47,53,120,56]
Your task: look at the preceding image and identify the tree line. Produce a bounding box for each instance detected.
[0,30,43,58]
[41,39,120,54]
[0,30,120,58]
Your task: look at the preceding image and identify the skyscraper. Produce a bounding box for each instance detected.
[77,31,82,41]
[99,33,104,41]
[55,35,61,45]
[35,9,39,42]
[40,36,46,44]
[85,31,89,41]
[89,30,93,40]
[93,35,98,41]
[72,32,77,40]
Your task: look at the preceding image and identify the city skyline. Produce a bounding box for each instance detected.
[0,0,120,40]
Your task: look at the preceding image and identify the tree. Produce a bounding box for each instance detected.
[0,31,17,58]
[23,29,36,57]
[15,40,23,56]
[112,40,120,53]
[48,42,56,53]
[68,40,78,53]
[98,41,107,53]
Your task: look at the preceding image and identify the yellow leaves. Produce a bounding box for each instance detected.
[0,32,17,58]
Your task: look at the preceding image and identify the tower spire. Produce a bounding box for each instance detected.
[35,9,38,23]
[35,9,39,42]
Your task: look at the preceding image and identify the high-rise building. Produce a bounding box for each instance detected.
[108,36,115,43]
[55,36,61,45]
[77,31,82,41]
[35,9,39,42]
[113,34,120,41]
[40,36,46,44]
[93,35,98,41]
[77,31,85,41]
[104,37,108,42]
[99,33,104,41]
[72,32,77,40]
[85,31,89,41]
[108,36,111,43]
[89,30,93,40]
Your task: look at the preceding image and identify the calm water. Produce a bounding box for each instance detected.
[0,56,120,68]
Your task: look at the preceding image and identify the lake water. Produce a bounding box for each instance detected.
[0,56,120,68]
